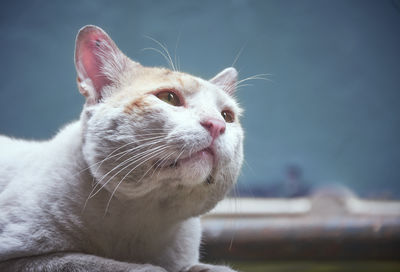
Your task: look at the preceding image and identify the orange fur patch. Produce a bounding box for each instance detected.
[77,77,89,97]
[177,77,185,88]
[124,96,149,114]
[163,69,172,76]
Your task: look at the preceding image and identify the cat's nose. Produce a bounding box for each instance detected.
[201,118,226,141]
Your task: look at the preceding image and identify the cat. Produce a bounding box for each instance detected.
[0,25,243,272]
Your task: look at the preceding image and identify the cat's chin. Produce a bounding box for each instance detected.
[178,148,215,168]
[156,148,214,169]
[155,148,215,186]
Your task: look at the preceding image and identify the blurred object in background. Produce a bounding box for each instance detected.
[284,165,310,198]
[236,164,311,198]
[202,193,400,271]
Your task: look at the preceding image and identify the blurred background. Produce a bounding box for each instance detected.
[1,1,399,271]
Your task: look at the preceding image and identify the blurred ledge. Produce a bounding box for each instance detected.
[205,198,311,217]
[201,193,400,261]
[229,261,400,272]
[206,195,400,217]
[347,197,400,215]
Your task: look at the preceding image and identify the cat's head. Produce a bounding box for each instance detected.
[75,25,243,214]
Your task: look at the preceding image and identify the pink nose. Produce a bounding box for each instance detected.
[201,118,226,141]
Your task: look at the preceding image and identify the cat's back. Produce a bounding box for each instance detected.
[0,135,40,154]
[0,135,45,192]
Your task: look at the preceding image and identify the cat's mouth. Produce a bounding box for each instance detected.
[155,147,214,169]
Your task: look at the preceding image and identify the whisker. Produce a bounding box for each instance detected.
[93,138,163,171]
[231,43,247,68]
[104,148,168,214]
[154,151,178,179]
[84,135,182,192]
[139,150,177,183]
[83,147,163,212]
[174,30,182,72]
[174,147,186,164]
[89,145,169,199]
[154,144,187,179]
[76,135,169,177]
[150,153,171,178]
[114,137,171,161]
[93,145,165,189]
[143,36,176,71]
[224,73,271,94]
[142,47,173,70]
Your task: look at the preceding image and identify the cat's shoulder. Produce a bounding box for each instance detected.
[0,121,82,151]
[0,135,33,154]
[0,134,17,144]
[0,134,43,155]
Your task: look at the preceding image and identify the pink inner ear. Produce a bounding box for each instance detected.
[76,28,112,97]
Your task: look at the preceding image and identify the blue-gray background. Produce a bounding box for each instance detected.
[1,0,399,199]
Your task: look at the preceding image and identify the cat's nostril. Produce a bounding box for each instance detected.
[201,118,226,140]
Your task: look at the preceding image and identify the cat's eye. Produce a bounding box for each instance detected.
[156,91,182,107]
[221,110,234,123]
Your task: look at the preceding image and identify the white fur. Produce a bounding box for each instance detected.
[0,26,243,272]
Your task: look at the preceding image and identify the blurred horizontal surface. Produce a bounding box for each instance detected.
[201,196,400,261]
[210,196,400,217]
[229,261,400,272]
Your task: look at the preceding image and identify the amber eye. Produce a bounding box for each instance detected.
[156,91,182,106]
[221,110,234,123]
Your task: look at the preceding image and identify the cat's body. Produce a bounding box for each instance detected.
[0,123,202,271]
[0,26,243,272]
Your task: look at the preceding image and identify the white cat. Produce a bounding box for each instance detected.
[0,25,243,272]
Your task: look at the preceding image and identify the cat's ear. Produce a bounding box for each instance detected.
[210,67,238,95]
[74,25,130,104]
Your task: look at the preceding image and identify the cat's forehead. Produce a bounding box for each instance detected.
[126,67,212,95]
